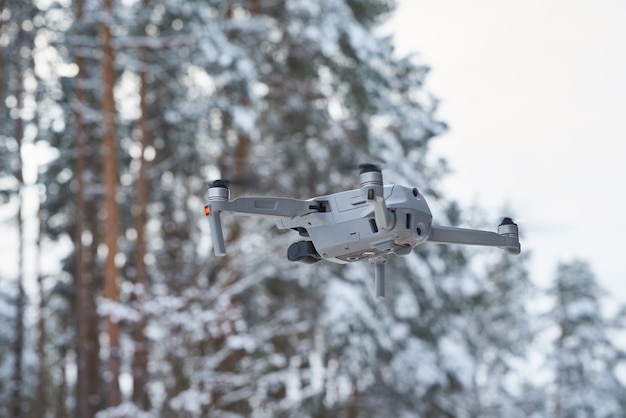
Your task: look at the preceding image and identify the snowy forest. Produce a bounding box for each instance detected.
[2,0,626,417]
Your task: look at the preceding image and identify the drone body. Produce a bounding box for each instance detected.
[205,165,520,299]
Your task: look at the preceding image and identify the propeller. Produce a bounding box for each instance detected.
[208,179,230,188]
[499,217,517,227]
[358,163,382,174]
[206,175,261,189]
[336,160,384,172]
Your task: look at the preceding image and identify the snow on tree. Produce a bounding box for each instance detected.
[1,0,551,417]
[0,1,49,416]
[104,1,478,416]
[459,247,538,417]
[549,259,625,418]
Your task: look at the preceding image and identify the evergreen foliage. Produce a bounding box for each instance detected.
[548,260,626,418]
[1,0,624,417]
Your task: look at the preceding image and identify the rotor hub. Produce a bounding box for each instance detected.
[208,180,230,201]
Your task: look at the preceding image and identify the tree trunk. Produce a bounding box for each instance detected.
[131,46,151,410]
[36,209,47,415]
[56,343,69,418]
[10,5,26,413]
[100,0,122,407]
[74,80,101,418]
[11,77,25,418]
[35,98,47,418]
[73,0,102,415]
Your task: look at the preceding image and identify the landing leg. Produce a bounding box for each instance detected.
[370,256,387,300]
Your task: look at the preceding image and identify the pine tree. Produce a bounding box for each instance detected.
[8,0,547,416]
[37,0,117,414]
[129,20,152,411]
[67,0,104,414]
[0,1,40,416]
[139,1,481,416]
[461,248,537,417]
[549,260,625,418]
[124,1,536,417]
[100,0,123,407]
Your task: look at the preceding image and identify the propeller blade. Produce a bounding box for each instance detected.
[358,163,382,174]
[209,179,230,188]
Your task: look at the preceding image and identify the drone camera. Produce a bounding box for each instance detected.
[287,241,321,264]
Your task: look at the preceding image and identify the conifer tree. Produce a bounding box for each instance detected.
[68,0,104,414]
[1,0,551,416]
[0,1,40,416]
[461,249,536,417]
[100,0,123,407]
[549,259,625,418]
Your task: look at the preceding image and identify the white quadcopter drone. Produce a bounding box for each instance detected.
[205,164,520,299]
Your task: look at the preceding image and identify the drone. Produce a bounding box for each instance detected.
[205,164,520,299]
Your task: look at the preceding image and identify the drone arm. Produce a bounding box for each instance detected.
[427,223,520,255]
[371,194,394,230]
[207,195,322,256]
[216,197,320,219]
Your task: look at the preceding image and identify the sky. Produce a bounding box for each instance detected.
[387,0,626,303]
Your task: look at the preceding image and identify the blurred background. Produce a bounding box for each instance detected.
[387,0,626,307]
[1,1,625,417]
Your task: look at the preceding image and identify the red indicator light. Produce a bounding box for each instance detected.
[204,205,210,216]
